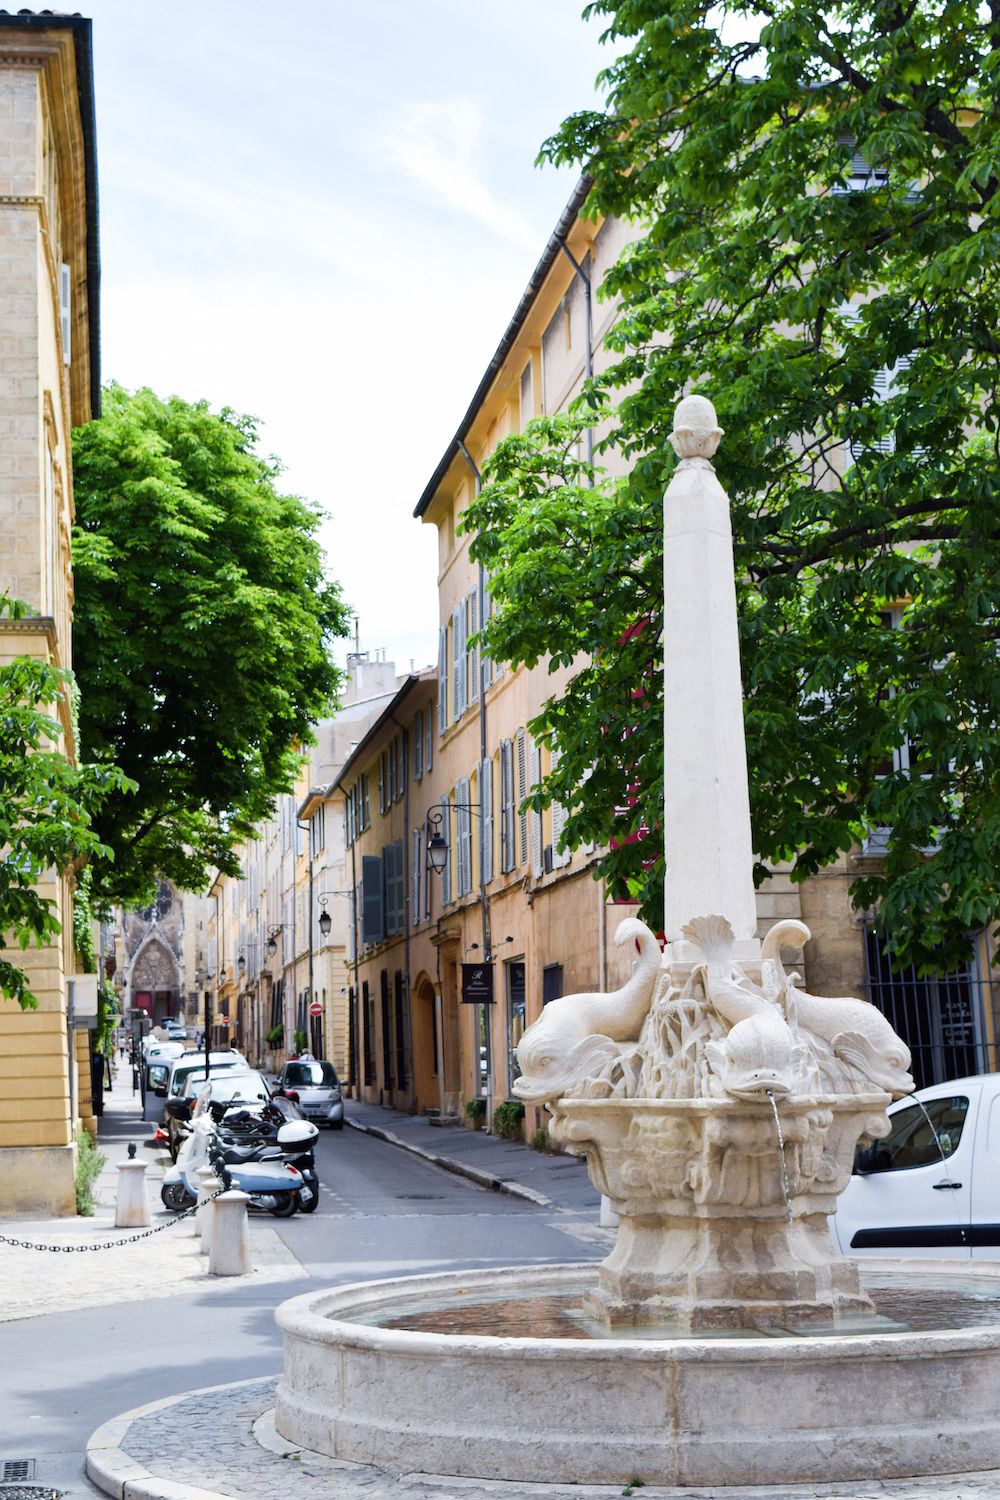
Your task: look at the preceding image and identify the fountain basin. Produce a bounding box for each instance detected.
[275,1260,1000,1487]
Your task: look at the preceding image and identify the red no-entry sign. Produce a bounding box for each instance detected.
[309,1001,323,1017]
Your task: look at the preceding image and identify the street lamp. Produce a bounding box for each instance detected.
[266,925,286,957]
[237,954,246,975]
[425,803,480,876]
[318,900,332,938]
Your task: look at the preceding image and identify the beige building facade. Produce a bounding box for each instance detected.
[0,14,100,1215]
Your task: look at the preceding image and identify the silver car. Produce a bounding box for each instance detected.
[279,1057,344,1129]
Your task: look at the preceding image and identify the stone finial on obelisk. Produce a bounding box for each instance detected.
[662,394,760,961]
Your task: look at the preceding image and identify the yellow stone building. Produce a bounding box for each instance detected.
[0,13,100,1215]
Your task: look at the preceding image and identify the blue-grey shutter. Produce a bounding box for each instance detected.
[481,756,494,884]
[500,739,515,873]
[516,727,527,866]
[361,854,384,945]
[412,828,421,928]
[457,776,471,896]
[440,799,451,905]
[438,626,448,736]
[467,589,479,703]
[452,604,466,720]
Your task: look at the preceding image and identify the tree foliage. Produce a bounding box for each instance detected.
[463,0,1000,971]
[72,385,350,906]
[0,601,130,1008]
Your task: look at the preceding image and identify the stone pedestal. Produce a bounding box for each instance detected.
[114,1160,150,1228]
[208,1190,251,1277]
[552,1094,889,1330]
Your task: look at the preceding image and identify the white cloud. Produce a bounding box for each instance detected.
[373,97,542,254]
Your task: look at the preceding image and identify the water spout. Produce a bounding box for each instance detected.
[906,1091,960,1187]
[766,1089,793,1225]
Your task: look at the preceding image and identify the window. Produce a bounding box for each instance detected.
[363,980,375,1085]
[380,969,394,1088]
[543,964,564,1005]
[550,744,571,869]
[379,751,388,814]
[831,141,889,195]
[360,773,370,830]
[467,589,479,703]
[480,755,494,884]
[309,805,325,859]
[414,711,424,780]
[425,708,433,773]
[394,969,408,1087]
[864,925,984,1089]
[506,959,527,1086]
[856,1096,969,1174]
[411,828,422,928]
[394,733,405,802]
[519,360,533,427]
[516,728,528,866]
[452,601,467,720]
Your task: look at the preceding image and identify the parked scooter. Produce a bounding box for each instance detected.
[160,1115,304,1217]
[220,1105,320,1213]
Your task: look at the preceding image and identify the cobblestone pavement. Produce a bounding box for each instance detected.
[88,1377,1000,1500]
[0,1066,305,1322]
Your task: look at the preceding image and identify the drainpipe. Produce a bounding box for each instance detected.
[558,240,594,483]
[457,439,494,1130]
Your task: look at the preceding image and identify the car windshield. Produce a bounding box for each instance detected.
[284,1061,338,1087]
[184,1072,266,1101]
[170,1060,240,1095]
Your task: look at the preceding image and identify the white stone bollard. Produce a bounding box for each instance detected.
[208,1190,252,1277]
[195,1165,221,1253]
[115,1159,151,1228]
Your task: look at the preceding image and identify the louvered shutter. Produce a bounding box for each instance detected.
[59,263,71,366]
[467,589,479,702]
[550,746,570,868]
[529,742,543,877]
[481,573,493,688]
[457,776,471,896]
[516,727,528,866]
[481,756,494,884]
[361,854,384,944]
[500,740,515,873]
[412,829,421,927]
[438,626,448,735]
[452,606,464,720]
[440,800,451,905]
[414,712,423,780]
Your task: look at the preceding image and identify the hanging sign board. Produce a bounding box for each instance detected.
[461,963,494,1005]
[68,973,99,1025]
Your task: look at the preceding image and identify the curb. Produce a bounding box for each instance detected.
[346,1118,553,1207]
[86,1380,266,1500]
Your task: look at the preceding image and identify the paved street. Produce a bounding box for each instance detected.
[0,1073,609,1499]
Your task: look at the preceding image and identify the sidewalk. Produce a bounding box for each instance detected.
[346,1098,602,1214]
[0,1063,304,1322]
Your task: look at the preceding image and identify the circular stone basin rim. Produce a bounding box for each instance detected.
[275,1259,1000,1360]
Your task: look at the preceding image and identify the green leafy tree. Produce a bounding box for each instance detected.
[464,0,1000,971]
[0,602,131,1008]
[72,384,350,906]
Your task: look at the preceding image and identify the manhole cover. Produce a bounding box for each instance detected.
[396,1194,444,1200]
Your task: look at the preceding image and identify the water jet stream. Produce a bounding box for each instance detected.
[766,1088,793,1225]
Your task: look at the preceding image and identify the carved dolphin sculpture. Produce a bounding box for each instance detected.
[759,919,914,1098]
[705,1010,808,1100]
[513,919,662,1103]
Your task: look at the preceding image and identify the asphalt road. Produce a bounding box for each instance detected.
[0,1125,606,1499]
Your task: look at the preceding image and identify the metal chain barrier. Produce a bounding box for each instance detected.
[0,1187,227,1253]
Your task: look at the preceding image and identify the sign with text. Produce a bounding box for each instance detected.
[461,963,494,1005]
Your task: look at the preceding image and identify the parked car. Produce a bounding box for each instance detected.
[831,1073,1000,1259]
[147,1049,248,1130]
[277,1056,344,1129]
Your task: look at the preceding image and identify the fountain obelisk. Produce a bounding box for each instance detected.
[662,395,760,962]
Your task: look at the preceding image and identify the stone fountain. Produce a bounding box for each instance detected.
[273,397,1000,1488]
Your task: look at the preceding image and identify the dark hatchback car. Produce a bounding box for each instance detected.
[277,1057,344,1128]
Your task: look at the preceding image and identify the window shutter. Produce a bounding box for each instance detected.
[457,777,471,896]
[481,756,494,884]
[59,263,71,366]
[481,574,493,688]
[516,727,528,866]
[550,746,570,868]
[452,605,466,720]
[414,712,423,780]
[440,800,451,905]
[529,741,543,877]
[425,710,433,772]
[467,590,479,702]
[438,626,448,735]
[500,739,515,873]
[412,828,422,927]
[378,751,387,814]
[361,854,384,944]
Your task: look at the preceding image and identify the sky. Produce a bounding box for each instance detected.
[81,0,616,674]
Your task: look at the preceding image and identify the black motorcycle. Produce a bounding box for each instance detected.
[218,1103,321,1213]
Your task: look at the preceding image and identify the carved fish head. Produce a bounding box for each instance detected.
[705,1012,805,1101]
[513,1029,618,1103]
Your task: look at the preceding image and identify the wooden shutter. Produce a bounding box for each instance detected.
[440,799,451,905]
[438,625,448,735]
[412,828,422,927]
[361,854,384,944]
[529,741,543,877]
[467,589,479,702]
[481,755,494,884]
[550,745,570,868]
[457,776,472,896]
[516,727,528,866]
[500,739,515,873]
